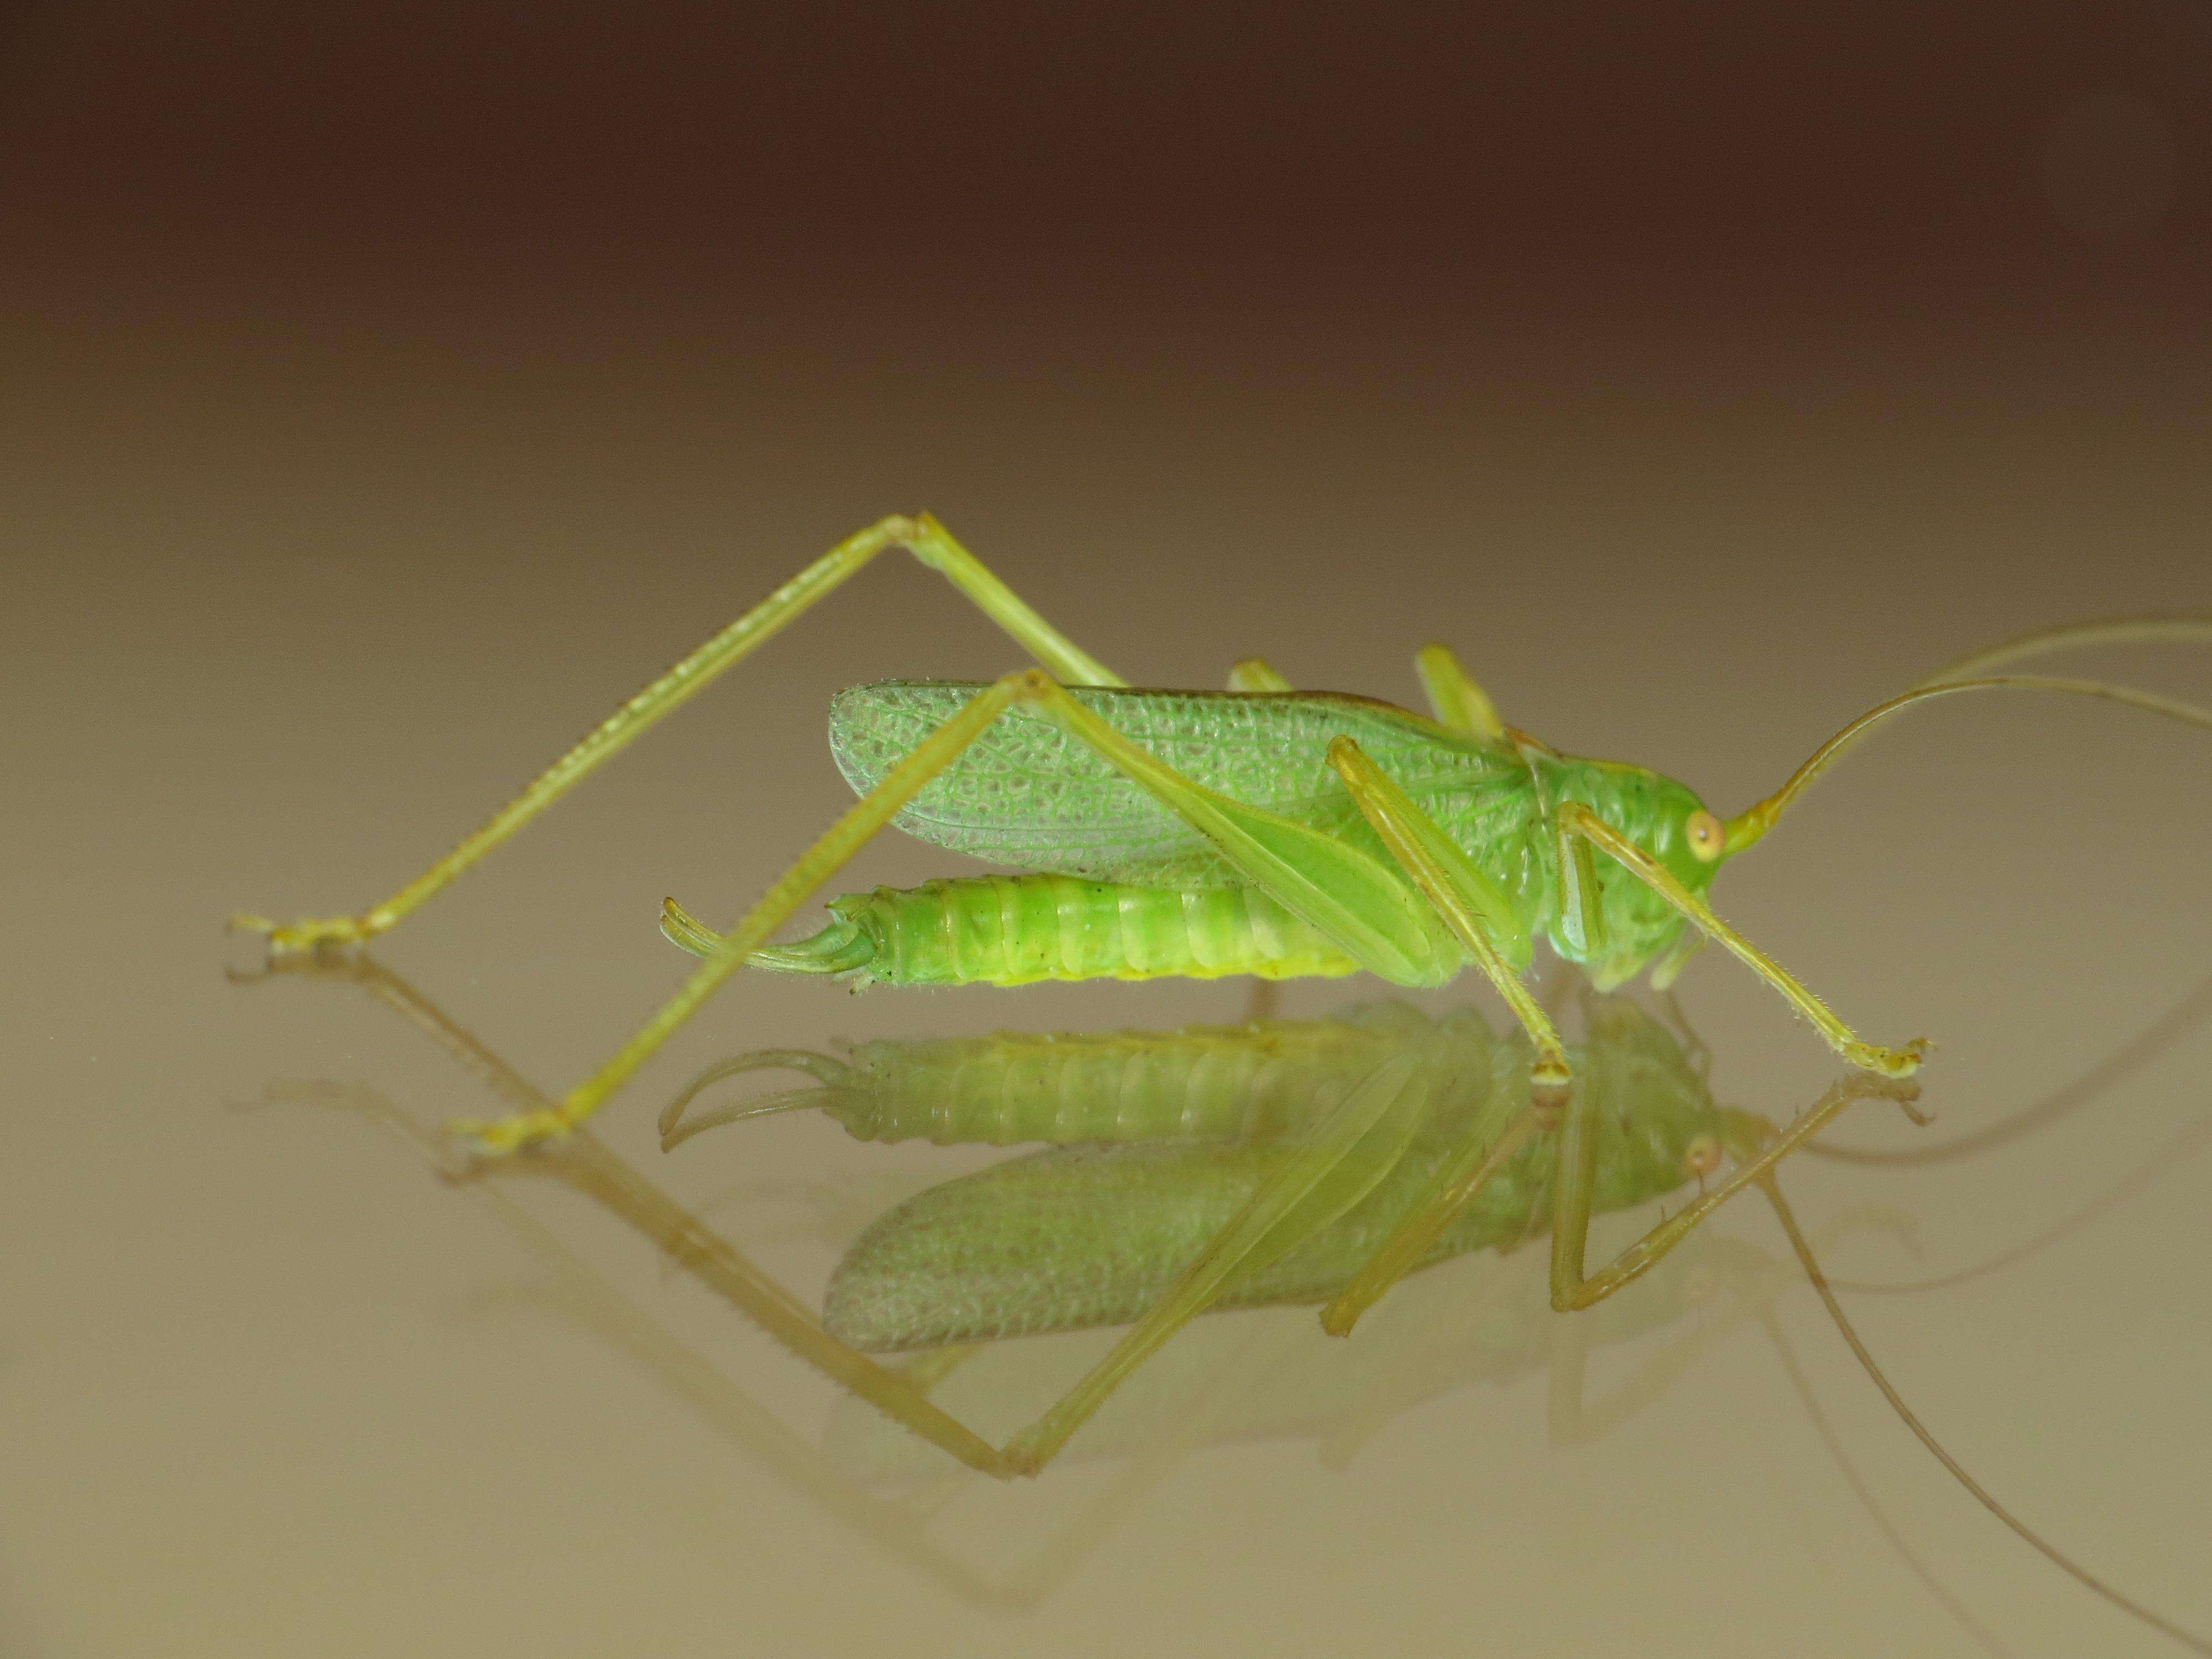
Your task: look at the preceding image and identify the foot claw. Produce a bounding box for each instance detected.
[229,911,374,956]
[1845,1036,1929,1079]
[448,1109,575,1157]
[1318,1297,1362,1339]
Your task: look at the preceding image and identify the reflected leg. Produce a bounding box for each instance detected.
[1548,1071,1918,1313]
[1319,1091,1544,1335]
[249,950,1017,1478]
[1001,1051,1437,1474]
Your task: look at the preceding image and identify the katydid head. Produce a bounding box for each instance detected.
[1626,772,1731,890]
[1549,762,1729,985]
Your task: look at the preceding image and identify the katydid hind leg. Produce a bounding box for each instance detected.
[456,671,1050,1151]
[468,670,1479,1152]
[233,514,1121,953]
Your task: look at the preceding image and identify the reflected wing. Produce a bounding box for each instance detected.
[827,681,1517,886]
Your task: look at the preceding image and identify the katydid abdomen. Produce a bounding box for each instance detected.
[741,873,1374,987]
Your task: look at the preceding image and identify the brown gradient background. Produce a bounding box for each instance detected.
[4,4,2211,1656]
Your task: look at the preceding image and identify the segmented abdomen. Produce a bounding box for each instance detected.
[826,1004,1477,1145]
[834,874,1362,987]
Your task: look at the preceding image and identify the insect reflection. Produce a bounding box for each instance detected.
[661,990,2202,1653]
[243,955,2209,1653]
[664,998,1738,1354]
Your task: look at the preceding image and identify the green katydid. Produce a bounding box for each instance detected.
[233,514,2212,1164]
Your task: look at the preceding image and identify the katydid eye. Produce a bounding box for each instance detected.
[1686,809,1725,863]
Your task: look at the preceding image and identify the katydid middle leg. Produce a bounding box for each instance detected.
[1302,735,1588,1332]
[1323,735,1569,1081]
[234,514,1119,954]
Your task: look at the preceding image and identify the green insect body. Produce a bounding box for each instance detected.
[814,1000,1719,1352]
[770,874,1361,988]
[679,683,1718,992]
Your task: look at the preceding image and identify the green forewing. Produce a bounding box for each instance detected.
[828,681,1516,887]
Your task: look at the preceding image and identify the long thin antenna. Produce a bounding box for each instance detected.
[1924,614,2212,683]
[1723,675,2212,855]
[1758,1174,2211,1656]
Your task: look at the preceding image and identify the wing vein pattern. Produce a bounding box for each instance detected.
[828,681,1519,887]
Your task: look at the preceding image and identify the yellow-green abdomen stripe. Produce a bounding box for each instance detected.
[838,875,1362,987]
